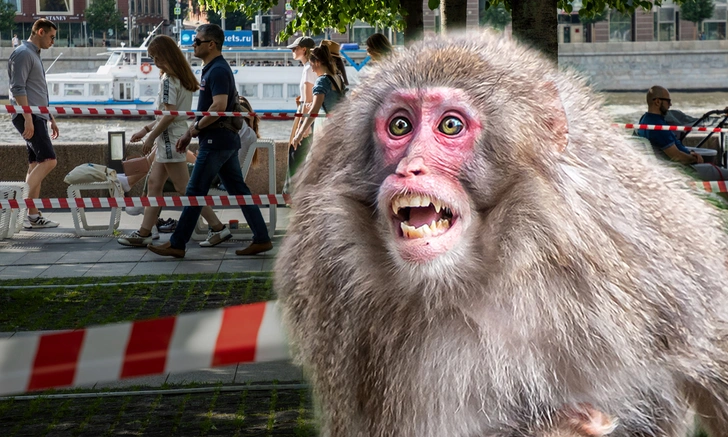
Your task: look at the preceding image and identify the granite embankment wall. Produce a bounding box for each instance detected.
[558,40,728,92]
[0,142,289,199]
[0,41,725,95]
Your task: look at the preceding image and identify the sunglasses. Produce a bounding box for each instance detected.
[193,38,213,46]
[655,97,671,104]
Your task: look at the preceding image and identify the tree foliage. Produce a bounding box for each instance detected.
[206,9,250,30]
[480,2,511,30]
[85,0,124,39]
[680,0,714,26]
[205,0,685,47]
[0,0,16,41]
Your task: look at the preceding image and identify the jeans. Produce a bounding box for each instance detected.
[169,147,270,249]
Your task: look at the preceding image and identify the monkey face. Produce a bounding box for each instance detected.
[375,87,482,264]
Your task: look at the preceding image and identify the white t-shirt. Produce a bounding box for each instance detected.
[299,62,317,104]
[155,74,192,163]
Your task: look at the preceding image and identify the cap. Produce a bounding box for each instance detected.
[320,39,342,58]
[287,36,315,49]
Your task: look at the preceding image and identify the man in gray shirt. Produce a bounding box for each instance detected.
[8,19,60,228]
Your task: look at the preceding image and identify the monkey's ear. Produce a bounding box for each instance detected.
[563,404,617,436]
[542,81,570,153]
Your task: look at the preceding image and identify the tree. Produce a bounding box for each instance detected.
[0,1,16,44]
[480,2,511,31]
[680,0,714,39]
[84,0,124,43]
[207,0,685,58]
[203,0,426,42]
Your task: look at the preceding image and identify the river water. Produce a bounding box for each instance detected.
[0,92,726,144]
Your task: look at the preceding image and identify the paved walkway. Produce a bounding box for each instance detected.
[0,205,305,388]
[0,206,288,280]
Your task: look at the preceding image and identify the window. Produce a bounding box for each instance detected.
[51,83,60,95]
[240,83,258,98]
[64,83,84,96]
[609,10,631,41]
[704,4,727,40]
[90,84,107,96]
[654,6,675,41]
[7,0,21,13]
[38,0,71,13]
[287,84,299,99]
[263,84,283,99]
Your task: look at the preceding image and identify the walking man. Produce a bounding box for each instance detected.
[148,23,273,258]
[12,34,19,48]
[8,19,60,228]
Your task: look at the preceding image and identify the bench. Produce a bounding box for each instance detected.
[67,180,123,237]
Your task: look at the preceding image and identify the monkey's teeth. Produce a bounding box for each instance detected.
[433,199,442,213]
[400,219,451,239]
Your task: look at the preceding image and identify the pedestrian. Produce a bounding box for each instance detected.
[147,24,273,258]
[118,35,229,248]
[8,19,60,228]
[291,45,345,148]
[365,33,393,63]
[12,34,19,48]
[285,35,316,192]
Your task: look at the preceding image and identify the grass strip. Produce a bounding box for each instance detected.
[267,383,279,435]
[200,384,221,436]
[72,395,104,437]
[102,395,132,437]
[41,398,71,436]
[232,387,249,437]
[169,393,192,435]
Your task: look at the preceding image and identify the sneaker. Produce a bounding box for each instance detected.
[159,218,177,233]
[125,206,144,216]
[152,225,159,240]
[117,230,153,247]
[199,225,232,247]
[24,214,59,229]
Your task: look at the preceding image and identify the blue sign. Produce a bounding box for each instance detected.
[180,30,253,48]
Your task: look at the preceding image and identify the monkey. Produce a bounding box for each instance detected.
[274,31,728,437]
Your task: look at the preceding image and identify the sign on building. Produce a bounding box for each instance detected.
[180,30,254,48]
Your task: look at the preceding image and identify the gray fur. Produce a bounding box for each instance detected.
[274,31,728,437]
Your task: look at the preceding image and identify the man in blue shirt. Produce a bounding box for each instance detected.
[148,24,273,258]
[637,86,728,180]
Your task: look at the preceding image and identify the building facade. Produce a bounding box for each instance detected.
[559,0,728,43]
[7,0,169,47]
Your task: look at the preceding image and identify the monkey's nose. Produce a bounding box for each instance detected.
[396,156,427,178]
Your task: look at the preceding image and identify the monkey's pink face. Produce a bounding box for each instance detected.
[375,87,481,263]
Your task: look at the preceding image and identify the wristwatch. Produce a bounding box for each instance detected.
[193,120,201,131]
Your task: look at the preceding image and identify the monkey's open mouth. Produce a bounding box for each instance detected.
[391,193,455,239]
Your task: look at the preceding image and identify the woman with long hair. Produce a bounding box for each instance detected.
[285,36,316,191]
[118,35,230,248]
[366,33,393,62]
[291,45,345,148]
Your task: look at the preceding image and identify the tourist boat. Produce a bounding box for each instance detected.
[44,23,370,118]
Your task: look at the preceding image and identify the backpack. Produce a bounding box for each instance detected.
[321,74,347,113]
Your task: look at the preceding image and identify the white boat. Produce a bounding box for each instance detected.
[45,25,369,117]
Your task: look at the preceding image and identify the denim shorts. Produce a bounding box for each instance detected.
[12,115,56,163]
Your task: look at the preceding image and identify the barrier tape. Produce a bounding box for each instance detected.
[615,123,728,133]
[0,194,291,210]
[0,105,327,119]
[0,301,289,396]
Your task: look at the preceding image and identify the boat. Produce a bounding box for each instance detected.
[44,23,370,118]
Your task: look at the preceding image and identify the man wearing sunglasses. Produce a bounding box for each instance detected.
[148,24,273,258]
[8,18,61,229]
[637,85,728,180]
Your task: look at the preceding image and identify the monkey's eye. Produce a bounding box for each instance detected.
[438,116,464,135]
[389,117,412,136]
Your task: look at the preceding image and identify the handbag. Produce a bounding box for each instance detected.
[122,145,156,178]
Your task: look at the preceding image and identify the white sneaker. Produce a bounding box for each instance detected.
[152,225,159,240]
[24,214,60,229]
[117,230,153,247]
[199,225,232,247]
[125,206,144,216]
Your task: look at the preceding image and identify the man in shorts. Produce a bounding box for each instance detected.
[8,19,60,228]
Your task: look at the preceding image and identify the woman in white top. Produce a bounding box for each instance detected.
[118,35,227,248]
[285,36,317,190]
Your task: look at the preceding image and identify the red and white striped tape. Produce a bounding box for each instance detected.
[0,194,291,210]
[614,123,728,133]
[0,301,289,396]
[0,105,326,119]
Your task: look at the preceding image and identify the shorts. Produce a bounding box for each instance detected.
[12,115,56,163]
[155,124,189,163]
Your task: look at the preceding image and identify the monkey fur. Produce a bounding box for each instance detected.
[275,32,728,437]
